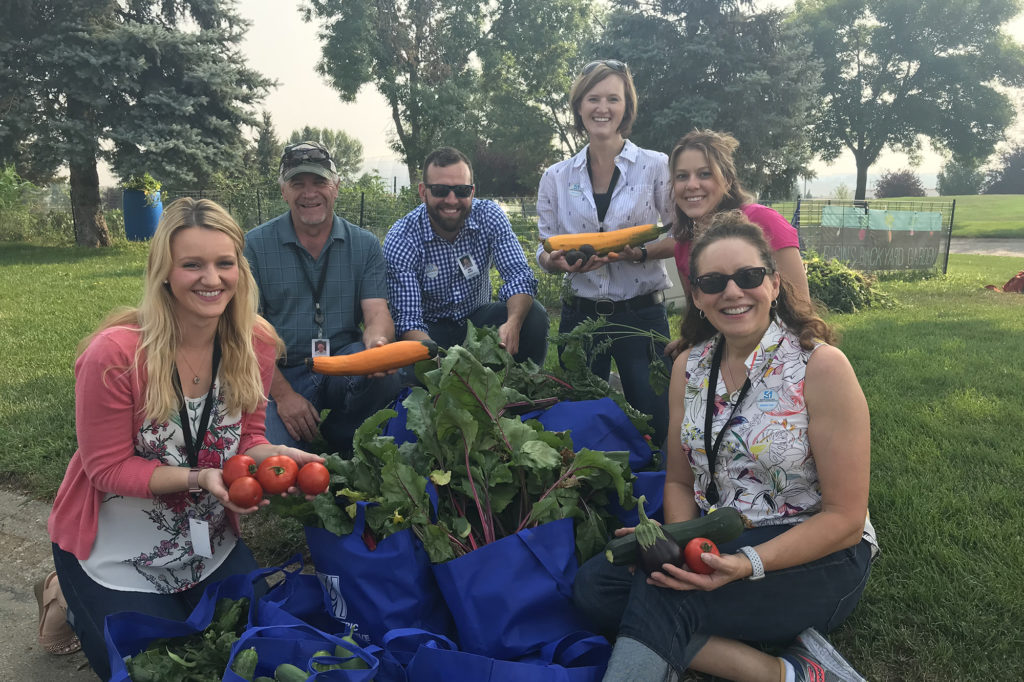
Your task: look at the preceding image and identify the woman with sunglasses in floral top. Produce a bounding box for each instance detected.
[536,59,676,447]
[573,213,878,682]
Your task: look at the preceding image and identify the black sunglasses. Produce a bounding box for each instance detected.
[691,266,769,294]
[281,143,332,170]
[582,59,627,75]
[426,184,474,199]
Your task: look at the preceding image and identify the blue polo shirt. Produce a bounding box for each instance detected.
[244,211,388,365]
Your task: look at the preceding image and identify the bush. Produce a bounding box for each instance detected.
[936,159,983,196]
[804,252,895,313]
[873,169,926,198]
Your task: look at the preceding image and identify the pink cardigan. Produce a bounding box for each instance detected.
[48,325,277,560]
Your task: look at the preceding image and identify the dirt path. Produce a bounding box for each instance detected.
[949,237,1024,257]
[0,487,95,680]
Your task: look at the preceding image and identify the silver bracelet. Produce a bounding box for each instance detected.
[738,545,765,581]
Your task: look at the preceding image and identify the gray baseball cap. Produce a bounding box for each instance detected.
[279,141,337,181]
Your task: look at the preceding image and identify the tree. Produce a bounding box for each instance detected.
[0,0,270,246]
[286,127,363,183]
[795,0,1024,201]
[936,158,984,196]
[596,0,819,199]
[983,145,1024,194]
[254,111,283,181]
[873,169,926,198]
[302,0,594,184]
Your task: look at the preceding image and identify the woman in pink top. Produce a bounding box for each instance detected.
[668,130,810,301]
[44,198,322,680]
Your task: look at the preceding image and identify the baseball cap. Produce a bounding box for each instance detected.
[279,141,337,181]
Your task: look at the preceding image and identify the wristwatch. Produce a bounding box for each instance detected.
[738,545,765,581]
[187,468,202,494]
[633,244,648,264]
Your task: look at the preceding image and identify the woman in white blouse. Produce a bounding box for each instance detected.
[536,59,675,446]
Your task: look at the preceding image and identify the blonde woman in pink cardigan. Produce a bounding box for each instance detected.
[44,198,322,680]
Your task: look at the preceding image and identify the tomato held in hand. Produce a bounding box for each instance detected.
[222,454,257,487]
[296,462,330,496]
[683,537,720,574]
[228,477,263,508]
[257,455,299,495]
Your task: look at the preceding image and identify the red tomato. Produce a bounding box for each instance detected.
[256,455,299,495]
[228,477,263,508]
[222,455,257,487]
[683,537,719,574]
[296,462,330,496]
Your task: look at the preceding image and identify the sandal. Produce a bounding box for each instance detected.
[34,571,81,656]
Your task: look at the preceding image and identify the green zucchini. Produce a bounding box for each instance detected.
[274,662,310,682]
[604,506,745,565]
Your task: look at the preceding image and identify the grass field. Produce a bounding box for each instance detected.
[769,193,1024,239]
[1,243,1023,680]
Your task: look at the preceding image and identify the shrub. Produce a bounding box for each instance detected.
[936,159,983,196]
[804,252,895,313]
[873,169,926,198]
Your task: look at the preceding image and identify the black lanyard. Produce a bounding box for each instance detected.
[176,336,222,468]
[703,339,751,505]
[294,241,333,337]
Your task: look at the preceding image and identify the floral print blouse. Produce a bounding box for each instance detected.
[80,380,240,593]
[681,322,877,550]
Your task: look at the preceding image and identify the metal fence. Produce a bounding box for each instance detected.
[782,198,956,274]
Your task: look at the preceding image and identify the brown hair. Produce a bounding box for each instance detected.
[423,146,474,184]
[669,129,753,242]
[679,211,833,350]
[569,62,639,138]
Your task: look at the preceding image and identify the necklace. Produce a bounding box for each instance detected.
[722,352,744,398]
[177,350,203,385]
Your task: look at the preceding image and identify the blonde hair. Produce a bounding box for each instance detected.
[80,198,282,422]
[669,129,754,242]
[570,62,639,138]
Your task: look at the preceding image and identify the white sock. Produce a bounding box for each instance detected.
[781,658,796,682]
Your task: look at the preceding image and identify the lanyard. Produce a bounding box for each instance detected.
[703,339,751,505]
[176,336,222,469]
[294,241,333,337]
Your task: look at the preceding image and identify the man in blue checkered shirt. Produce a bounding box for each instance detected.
[383,147,549,365]
[245,141,401,453]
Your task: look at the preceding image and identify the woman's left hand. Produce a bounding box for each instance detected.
[646,550,751,591]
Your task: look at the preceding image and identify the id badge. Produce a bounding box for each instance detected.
[312,338,330,357]
[458,254,480,278]
[188,517,213,558]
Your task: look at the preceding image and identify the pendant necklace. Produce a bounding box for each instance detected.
[177,350,202,385]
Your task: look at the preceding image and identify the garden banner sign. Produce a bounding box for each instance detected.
[813,205,944,271]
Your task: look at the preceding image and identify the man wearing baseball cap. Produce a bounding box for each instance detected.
[244,141,401,454]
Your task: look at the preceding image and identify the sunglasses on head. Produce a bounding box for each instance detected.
[691,266,768,294]
[426,184,474,199]
[582,59,627,75]
[281,143,332,170]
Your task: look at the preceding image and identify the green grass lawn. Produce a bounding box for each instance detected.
[2,243,1023,680]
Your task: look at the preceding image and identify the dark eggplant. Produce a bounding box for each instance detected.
[565,249,585,266]
[633,495,685,575]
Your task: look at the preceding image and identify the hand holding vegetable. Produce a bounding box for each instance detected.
[646,545,755,592]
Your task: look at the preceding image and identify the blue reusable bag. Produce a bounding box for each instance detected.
[105,561,286,682]
[431,518,589,660]
[528,397,654,471]
[305,501,455,644]
[223,623,378,682]
[405,630,610,682]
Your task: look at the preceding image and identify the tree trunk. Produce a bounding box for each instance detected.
[70,155,110,247]
[854,156,869,201]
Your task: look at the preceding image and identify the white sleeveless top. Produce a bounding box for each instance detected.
[81,382,239,593]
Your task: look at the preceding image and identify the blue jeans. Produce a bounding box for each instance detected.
[266,340,402,452]
[52,540,261,681]
[573,525,874,676]
[558,302,671,445]
[427,300,550,366]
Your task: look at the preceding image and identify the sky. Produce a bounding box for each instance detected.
[104,0,1023,194]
